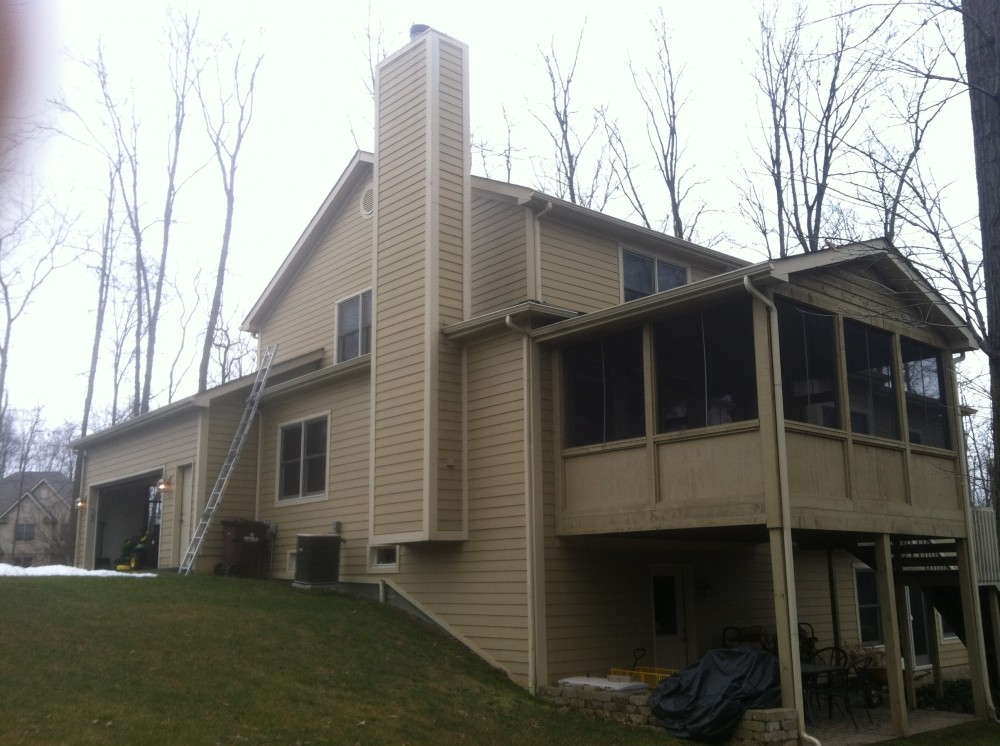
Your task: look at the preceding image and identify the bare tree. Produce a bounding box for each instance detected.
[195,36,263,393]
[533,28,616,210]
[0,167,73,456]
[744,3,885,256]
[611,10,708,241]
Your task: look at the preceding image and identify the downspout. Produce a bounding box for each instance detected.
[743,276,820,746]
[507,313,539,693]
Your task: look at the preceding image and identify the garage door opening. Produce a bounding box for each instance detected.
[93,474,162,570]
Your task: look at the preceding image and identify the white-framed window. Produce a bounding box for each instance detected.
[370,544,399,571]
[15,523,35,542]
[337,290,372,362]
[855,567,883,645]
[278,415,328,501]
[622,248,686,302]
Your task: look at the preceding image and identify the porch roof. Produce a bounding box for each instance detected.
[529,243,979,353]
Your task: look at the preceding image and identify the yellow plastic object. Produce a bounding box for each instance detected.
[609,666,678,687]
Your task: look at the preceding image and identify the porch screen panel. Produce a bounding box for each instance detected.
[776,299,839,428]
[844,321,900,440]
[653,298,757,432]
[563,328,645,447]
[900,338,950,449]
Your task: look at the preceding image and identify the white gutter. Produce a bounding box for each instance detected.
[743,276,820,746]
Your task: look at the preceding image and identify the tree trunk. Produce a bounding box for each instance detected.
[962,1,1000,535]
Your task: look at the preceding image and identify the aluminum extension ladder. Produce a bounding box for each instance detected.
[178,343,277,575]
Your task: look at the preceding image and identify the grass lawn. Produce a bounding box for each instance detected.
[0,573,681,745]
[4,574,1000,745]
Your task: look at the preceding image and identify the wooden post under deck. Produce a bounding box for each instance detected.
[876,534,909,737]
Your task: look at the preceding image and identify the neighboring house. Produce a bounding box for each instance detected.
[72,26,997,735]
[0,471,74,566]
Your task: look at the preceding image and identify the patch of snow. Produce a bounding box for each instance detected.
[0,563,157,578]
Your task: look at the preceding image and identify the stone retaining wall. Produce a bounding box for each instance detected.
[540,683,798,745]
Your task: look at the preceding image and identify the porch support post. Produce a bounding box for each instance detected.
[895,583,916,708]
[956,538,993,718]
[768,528,801,713]
[875,533,909,737]
[989,588,1000,688]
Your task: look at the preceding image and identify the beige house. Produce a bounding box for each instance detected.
[73,26,998,736]
[1,472,74,566]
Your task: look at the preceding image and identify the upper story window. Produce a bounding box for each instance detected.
[15,523,35,542]
[563,328,645,447]
[337,290,372,362]
[654,298,757,431]
[279,416,328,500]
[622,249,686,302]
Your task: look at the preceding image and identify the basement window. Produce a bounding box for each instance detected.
[563,327,646,447]
[653,298,757,431]
[371,545,398,570]
[855,568,883,646]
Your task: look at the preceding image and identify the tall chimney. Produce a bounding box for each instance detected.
[370,28,469,542]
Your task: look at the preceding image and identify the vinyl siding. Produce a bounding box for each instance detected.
[259,177,373,365]
[539,221,619,312]
[392,333,530,681]
[258,372,370,580]
[470,192,528,315]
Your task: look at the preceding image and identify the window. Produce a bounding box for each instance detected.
[278,417,328,500]
[654,299,757,431]
[855,568,883,646]
[844,321,899,440]
[337,290,372,362]
[776,299,839,428]
[563,328,645,447]
[901,338,950,449]
[15,523,35,542]
[372,545,398,568]
[623,249,686,301]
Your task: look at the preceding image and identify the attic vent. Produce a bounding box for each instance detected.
[360,186,375,218]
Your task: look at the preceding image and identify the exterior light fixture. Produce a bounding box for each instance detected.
[156,477,174,493]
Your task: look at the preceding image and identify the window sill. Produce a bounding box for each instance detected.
[275,493,328,507]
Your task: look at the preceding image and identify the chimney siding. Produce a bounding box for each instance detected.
[371,29,469,541]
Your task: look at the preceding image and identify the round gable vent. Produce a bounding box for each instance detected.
[360,186,375,218]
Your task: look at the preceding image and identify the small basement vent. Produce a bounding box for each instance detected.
[359,185,375,218]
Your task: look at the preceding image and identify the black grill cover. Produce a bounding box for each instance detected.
[647,647,782,742]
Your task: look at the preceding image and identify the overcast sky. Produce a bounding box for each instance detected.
[1,1,978,429]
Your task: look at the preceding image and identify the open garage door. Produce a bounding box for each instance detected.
[93,474,162,570]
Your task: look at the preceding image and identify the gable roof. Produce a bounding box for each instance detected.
[242,151,374,334]
[0,472,73,517]
[240,156,748,337]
